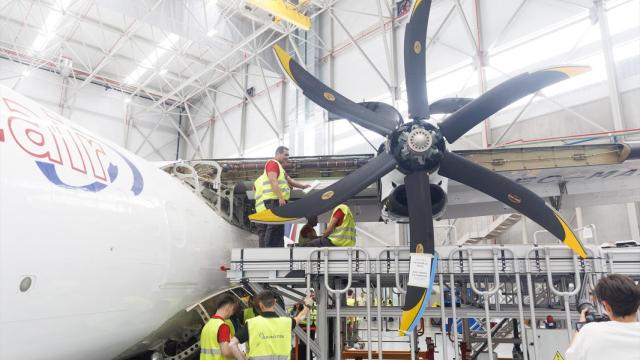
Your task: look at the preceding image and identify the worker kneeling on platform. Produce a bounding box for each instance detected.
[299,204,356,247]
[565,274,640,360]
[229,290,314,360]
[200,294,240,360]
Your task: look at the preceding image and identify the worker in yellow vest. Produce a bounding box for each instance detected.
[242,296,259,323]
[300,204,356,247]
[254,146,309,248]
[289,295,317,360]
[200,294,241,360]
[346,289,359,348]
[229,290,314,360]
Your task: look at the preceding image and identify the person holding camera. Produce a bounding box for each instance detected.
[565,274,640,360]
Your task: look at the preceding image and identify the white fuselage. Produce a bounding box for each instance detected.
[0,85,255,359]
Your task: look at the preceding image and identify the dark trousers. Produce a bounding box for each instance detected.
[295,328,316,360]
[256,199,285,248]
[300,237,335,247]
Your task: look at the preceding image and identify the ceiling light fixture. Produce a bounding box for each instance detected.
[32,0,73,53]
[124,33,180,85]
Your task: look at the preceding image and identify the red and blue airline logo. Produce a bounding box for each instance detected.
[1,97,143,195]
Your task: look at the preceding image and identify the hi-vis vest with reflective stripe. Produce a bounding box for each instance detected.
[244,307,257,323]
[346,297,358,324]
[254,160,290,212]
[297,306,317,327]
[247,316,292,360]
[200,318,233,360]
[328,204,356,247]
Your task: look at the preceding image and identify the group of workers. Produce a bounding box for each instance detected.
[254,146,356,248]
[200,290,315,360]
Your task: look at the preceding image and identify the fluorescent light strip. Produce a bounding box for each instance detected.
[32,0,73,53]
[124,33,180,85]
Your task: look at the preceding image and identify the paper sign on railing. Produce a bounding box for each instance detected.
[407,253,434,288]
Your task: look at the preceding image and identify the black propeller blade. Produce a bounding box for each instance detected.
[249,152,397,222]
[399,171,435,335]
[429,97,473,115]
[404,0,432,120]
[438,66,590,143]
[328,101,402,130]
[273,45,394,137]
[438,150,587,257]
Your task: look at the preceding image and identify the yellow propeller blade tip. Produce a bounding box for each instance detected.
[411,0,424,15]
[554,213,588,258]
[549,65,591,78]
[248,209,294,223]
[398,291,427,336]
[273,45,296,84]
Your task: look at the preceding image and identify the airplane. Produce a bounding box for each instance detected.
[2,5,640,360]
[0,83,256,360]
[2,82,639,360]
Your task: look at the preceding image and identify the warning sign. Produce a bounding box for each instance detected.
[553,351,565,360]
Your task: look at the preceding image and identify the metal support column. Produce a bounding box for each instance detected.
[317,280,329,360]
[326,6,336,156]
[208,93,216,158]
[473,0,490,148]
[594,0,625,133]
[239,64,249,156]
[279,78,287,145]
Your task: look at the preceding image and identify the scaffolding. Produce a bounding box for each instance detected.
[223,244,640,360]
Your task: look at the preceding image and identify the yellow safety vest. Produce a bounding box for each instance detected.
[310,307,317,326]
[254,160,290,212]
[224,319,236,337]
[200,318,234,360]
[328,204,356,247]
[298,306,317,327]
[346,297,358,324]
[244,307,257,323]
[247,316,292,360]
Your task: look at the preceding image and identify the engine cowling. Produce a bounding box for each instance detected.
[380,170,448,221]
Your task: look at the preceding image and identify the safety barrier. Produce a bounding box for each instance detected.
[227,244,639,360]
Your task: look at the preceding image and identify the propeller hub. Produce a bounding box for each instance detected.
[389,121,446,174]
[407,128,432,154]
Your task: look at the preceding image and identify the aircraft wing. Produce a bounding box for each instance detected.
[444,143,640,219]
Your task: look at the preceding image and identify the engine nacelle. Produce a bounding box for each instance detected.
[380,170,448,222]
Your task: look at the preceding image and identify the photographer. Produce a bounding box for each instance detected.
[565,274,640,360]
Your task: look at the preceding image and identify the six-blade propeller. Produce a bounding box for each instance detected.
[250,0,589,335]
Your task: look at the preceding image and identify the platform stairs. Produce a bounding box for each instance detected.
[457,214,522,245]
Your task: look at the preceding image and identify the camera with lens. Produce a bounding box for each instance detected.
[576,300,610,331]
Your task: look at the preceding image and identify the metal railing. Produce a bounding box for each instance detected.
[227,243,636,360]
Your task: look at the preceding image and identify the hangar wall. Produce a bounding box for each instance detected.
[0,58,180,161]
